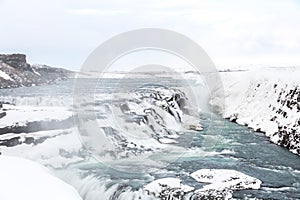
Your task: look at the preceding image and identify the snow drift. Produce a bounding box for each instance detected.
[0,155,82,200]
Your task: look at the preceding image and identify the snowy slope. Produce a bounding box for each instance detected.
[212,67,300,155]
[0,156,82,200]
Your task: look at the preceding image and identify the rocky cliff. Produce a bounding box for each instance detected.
[212,68,300,155]
[0,54,74,88]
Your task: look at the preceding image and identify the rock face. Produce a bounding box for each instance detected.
[0,54,32,71]
[0,53,73,88]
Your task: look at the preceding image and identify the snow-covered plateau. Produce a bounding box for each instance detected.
[212,67,300,155]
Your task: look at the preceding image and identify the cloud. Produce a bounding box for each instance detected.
[0,0,299,69]
[69,8,128,16]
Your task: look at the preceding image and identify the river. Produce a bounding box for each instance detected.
[0,78,299,199]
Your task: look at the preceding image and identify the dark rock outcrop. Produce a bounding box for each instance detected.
[0,53,74,88]
[0,54,32,72]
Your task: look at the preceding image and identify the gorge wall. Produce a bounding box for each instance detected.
[212,68,300,155]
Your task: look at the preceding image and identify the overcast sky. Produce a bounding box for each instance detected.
[0,0,300,70]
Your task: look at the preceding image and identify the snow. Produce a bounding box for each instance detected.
[159,138,178,144]
[144,177,194,197]
[32,67,41,76]
[0,70,13,81]
[190,169,261,200]
[1,128,83,168]
[211,68,300,155]
[191,169,262,191]
[0,155,82,200]
[0,104,72,128]
[143,169,261,199]
[0,95,73,107]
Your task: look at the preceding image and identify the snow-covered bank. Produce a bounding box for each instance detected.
[212,67,300,155]
[0,128,83,168]
[0,95,73,107]
[0,156,82,200]
[0,104,72,129]
[0,104,74,142]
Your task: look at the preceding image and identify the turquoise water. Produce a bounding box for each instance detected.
[61,112,300,200]
[174,113,300,199]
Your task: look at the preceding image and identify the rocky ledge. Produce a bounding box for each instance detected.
[0,53,74,88]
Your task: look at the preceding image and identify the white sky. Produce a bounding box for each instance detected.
[0,0,300,70]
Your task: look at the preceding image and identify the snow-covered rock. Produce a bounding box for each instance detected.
[0,128,84,168]
[0,104,74,146]
[191,169,262,191]
[191,189,233,200]
[144,178,194,199]
[0,70,13,81]
[190,169,261,200]
[143,169,261,200]
[0,155,82,200]
[0,104,73,129]
[212,68,300,155]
